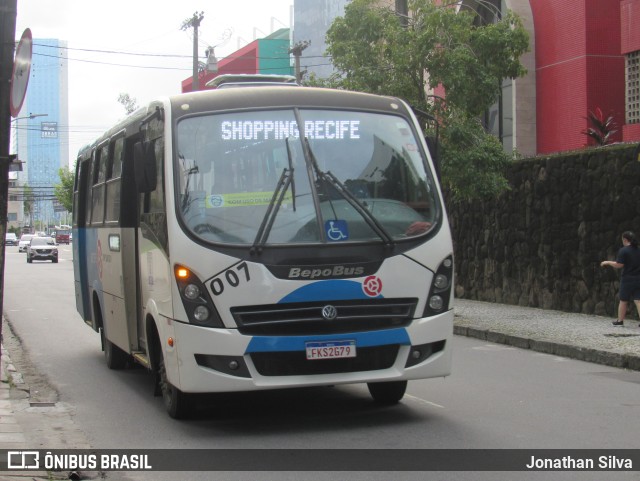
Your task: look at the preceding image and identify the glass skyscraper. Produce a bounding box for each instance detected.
[11,38,69,230]
[293,0,349,80]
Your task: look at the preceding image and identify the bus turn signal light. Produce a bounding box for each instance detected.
[176,267,189,279]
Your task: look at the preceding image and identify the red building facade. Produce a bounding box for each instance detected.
[531,0,625,153]
[514,0,639,154]
[455,0,640,155]
[181,29,293,93]
[621,0,640,141]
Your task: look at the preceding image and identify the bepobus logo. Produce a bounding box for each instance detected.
[288,265,365,279]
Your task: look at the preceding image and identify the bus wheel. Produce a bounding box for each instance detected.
[158,353,190,419]
[101,327,128,370]
[367,380,407,405]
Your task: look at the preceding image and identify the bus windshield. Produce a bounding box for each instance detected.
[175,108,440,246]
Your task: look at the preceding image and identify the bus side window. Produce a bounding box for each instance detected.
[91,144,109,225]
[145,138,165,213]
[73,157,89,228]
[84,153,95,225]
[119,136,140,229]
[105,137,124,223]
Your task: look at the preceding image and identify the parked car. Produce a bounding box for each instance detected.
[5,233,18,246]
[55,229,70,244]
[18,234,34,252]
[26,236,58,263]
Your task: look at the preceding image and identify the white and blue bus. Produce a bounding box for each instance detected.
[72,82,454,418]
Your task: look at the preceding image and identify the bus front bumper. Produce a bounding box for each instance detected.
[167,310,453,393]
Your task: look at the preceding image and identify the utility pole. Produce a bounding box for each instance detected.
[0,0,18,361]
[289,40,310,83]
[181,11,204,91]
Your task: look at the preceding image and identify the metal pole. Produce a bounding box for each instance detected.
[192,18,199,91]
[0,0,18,362]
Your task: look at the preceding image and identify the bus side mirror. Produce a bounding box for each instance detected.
[133,141,157,193]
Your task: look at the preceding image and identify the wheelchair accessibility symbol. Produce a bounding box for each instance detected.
[325,220,349,242]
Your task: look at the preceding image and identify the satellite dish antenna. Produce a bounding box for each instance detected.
[10,28,33,118]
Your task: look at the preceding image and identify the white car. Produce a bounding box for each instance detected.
[18,234,34,252]
[26,236,58,263]
[5,233,17,246]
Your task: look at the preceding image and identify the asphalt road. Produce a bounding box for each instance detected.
[2,244,640,481]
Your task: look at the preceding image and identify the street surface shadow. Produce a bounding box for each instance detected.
[189,386,421,429]
[107,360,429,433]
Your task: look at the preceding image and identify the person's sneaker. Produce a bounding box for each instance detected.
[612,320,624,326]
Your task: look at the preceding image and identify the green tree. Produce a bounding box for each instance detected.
[324,0,530,200]
[118,92,139,115]
[54,167,74,213]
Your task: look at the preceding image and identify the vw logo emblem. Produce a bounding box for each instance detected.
[321,305,338,321]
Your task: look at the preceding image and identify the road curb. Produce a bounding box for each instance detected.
[453,325,640,371]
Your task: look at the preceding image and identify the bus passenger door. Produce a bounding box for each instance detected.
[73,158,92,323]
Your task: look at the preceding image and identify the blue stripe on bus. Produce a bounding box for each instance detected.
[278,280,382,303]
[245,328,410,353]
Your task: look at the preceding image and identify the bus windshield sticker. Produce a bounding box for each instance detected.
[325,220,349,242]
[205,191,293,208]
[221,120,360,141]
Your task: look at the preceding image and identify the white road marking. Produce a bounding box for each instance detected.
[405,394,445,409]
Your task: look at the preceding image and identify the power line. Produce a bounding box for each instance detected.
[32,42,192,59]
[34,52,189,71]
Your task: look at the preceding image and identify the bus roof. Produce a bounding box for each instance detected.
[206,74,298,89]
[169,86,409,119]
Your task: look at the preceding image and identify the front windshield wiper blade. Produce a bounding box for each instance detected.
[284,137,296,212]
[179,154,200,212]
[250,137,298,254]
[303,137,395,249]
[250,167,294,255]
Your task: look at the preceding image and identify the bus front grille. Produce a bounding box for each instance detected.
[250,345,400,376]
[231,298,418,336]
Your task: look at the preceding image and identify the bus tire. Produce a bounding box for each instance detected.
[100,326,128,370]
[158,352,190,419]
[367,380,407,405]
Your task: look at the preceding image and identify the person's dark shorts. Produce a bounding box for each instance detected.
[619,276,640,301]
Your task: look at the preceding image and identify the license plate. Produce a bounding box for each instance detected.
[305,340,356,360]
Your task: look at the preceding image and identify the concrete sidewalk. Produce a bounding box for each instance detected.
[454,298,640,371]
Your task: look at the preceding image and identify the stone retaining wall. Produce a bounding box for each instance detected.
[448,144,640,316]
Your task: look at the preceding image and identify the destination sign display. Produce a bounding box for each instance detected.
[221,120,361,141]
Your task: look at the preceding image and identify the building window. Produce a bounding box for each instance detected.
[627,50,640,125]
[467,0,513,151]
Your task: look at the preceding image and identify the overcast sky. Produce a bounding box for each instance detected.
[14,0,293,166]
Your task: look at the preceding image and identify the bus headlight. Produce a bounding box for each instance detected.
[434,274,449,290]
[428,295,444,311]
[174,264,224,328]
[423,256,453,318]
[193,305,210,322]
[184,284,201,300]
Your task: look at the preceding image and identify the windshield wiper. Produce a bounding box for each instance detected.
[302,137,395,249]
[179,154,201,212]
[284,137,296,212]
[250,140,296,254]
